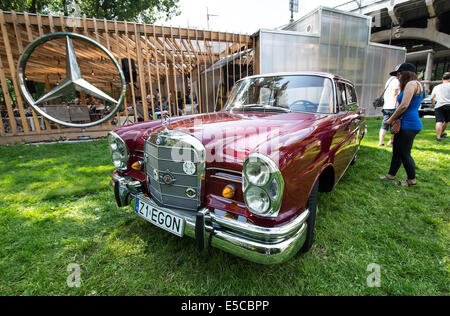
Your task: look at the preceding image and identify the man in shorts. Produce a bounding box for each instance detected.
[430,72,450,142]
[379,75,400,146]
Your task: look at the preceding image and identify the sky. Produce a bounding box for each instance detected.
[156,0,349,34]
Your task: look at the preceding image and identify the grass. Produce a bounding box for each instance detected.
[0,119,448,296]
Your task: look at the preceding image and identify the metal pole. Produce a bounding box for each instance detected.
[389,21,393,46]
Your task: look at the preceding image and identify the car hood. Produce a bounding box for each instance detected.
[117,111,324,170]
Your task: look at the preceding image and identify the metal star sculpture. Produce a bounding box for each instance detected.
[35,36,117,105]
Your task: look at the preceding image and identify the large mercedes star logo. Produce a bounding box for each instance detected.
[17,32,126,128]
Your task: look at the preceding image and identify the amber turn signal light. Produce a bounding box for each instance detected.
[222,184,236,199]
[131,161,143,171]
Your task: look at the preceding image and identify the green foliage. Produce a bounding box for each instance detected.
[0,0,180,23]
[0,0,56,14]
[0,78,16,107]
[0,119,448,295]
[77,0,181,23]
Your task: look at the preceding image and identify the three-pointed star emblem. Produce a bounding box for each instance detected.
[35,36,117,105]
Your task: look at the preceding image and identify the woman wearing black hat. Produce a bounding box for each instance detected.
[381,63,424,187]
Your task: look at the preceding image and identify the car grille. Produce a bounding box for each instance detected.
[144,129,206,211]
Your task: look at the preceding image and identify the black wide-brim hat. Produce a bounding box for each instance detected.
[390,63,417,76]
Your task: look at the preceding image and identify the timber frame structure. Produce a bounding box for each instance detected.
[0,11,255,144]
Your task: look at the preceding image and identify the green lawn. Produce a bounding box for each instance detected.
[0,119,448,296]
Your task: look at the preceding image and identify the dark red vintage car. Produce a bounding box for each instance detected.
[108,72,366,264]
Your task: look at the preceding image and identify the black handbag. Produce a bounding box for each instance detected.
[373,77,394,109]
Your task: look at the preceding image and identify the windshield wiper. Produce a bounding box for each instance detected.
[232,104,291,113]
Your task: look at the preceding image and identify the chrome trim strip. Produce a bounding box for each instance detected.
[207,167,242,175]
[156,191,198,201]
[210,175,242,183]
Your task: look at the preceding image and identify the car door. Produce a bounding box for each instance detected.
[344,83,363,160]
[330,81,351,179]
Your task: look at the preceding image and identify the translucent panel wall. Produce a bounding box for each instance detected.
[258,7,406,116]
[258,30,320,74]
[362,43,407,116]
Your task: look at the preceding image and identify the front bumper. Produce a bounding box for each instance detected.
[110,171,309,264]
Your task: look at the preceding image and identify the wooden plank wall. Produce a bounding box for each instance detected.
[0,11,255,144]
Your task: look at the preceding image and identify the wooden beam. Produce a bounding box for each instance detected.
[0,11,30,134]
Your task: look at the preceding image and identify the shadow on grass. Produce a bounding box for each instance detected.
[0,141,114,203]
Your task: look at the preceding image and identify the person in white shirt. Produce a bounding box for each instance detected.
[430,72,450,142]
[379,76,400,146]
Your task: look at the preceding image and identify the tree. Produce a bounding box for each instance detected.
[78,0,180,23]
[0,0,180,23]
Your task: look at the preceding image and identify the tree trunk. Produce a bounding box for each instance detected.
[63,0,68,16]
[29,0,37,13]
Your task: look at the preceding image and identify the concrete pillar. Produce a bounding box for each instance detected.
[424,51,434,93]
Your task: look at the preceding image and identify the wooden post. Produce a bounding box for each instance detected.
[161,27,172,117]
[123,22,138,122]
[178,26,187,114]
[0,11,30,134]
[23,12,33,42]
[114,19,127,126]
[184,31,195,114]
[152,25,163,119]
[195,29,202,114]
[143,24,156,120]
[135,23,149,121]
[218,32,224,110]
[12,11,41,133]
[209,30,216,112]
[170,27,179,116]
[199,29,209,113]
[0,54,17,134]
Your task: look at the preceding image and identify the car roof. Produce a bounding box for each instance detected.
[242,71,354,85]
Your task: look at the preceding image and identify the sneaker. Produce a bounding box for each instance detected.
[437,138,442,142]
[441,133,447,138]
[378,143,385,147]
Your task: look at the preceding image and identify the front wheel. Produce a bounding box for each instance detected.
[300,180,319,253]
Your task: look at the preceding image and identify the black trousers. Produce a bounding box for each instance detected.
[389,129,420,180]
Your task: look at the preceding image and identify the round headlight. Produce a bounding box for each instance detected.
[245,158,271,186]
[108,132,129,171]
[243,153,285,218]
[244,186,270,215]
[267,178,279,200]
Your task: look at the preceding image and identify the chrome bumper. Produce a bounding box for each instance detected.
[110,171,309,265]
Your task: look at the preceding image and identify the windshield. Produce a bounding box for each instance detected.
[225,75,335,114]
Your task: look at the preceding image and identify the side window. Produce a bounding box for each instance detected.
[336,82,347,113]
[345,84,358,111]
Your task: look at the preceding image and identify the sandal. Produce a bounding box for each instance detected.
[380,175,395,180]
[396,180,417,187]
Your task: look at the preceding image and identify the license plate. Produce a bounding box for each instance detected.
[135,198,185,237]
